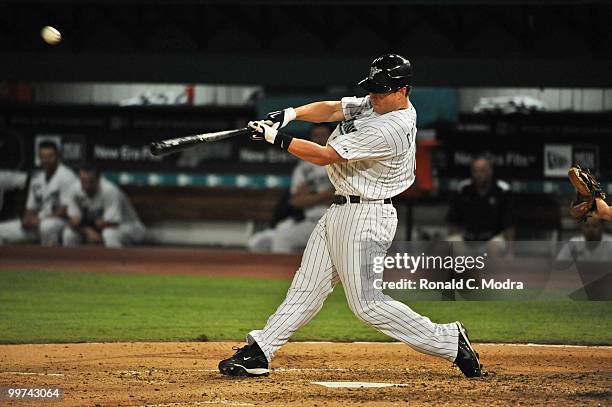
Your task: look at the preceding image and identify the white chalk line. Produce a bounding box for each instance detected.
[194,367,411,373]
[312,381,408,388]
[117,368,380,374]
[273,367,401,373]
[129,400,254,407]
[0,371,64,376]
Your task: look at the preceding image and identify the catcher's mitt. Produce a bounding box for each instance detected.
[568,166,606,221]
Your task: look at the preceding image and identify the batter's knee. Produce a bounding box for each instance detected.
[39,217,65,246]
[102,227,122,248]
[283,280,335,312]
[346,299,385,324]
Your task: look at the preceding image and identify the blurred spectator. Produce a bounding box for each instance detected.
[248,124,334,253]
[447,155,514,244]
[0,142,77,245]
[556,217,612,262]
[62,164,146,248]
[0,171,28,214]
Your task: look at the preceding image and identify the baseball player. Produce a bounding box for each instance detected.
[0,141,77,245]
[62,164,146,248]
[248,124,334,253]
[219,54,482,378]
[0,170,28,214]
[556,217,612,262]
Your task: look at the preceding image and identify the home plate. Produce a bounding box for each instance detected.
[312,381,404,388]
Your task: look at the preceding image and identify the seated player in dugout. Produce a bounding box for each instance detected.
[0,170,28,216]
[556,217,612,262]
[62,164,146,248]
[247,123,334,253]
[218,54,482,379]
[0,141,77,245]
[446,155,514,251]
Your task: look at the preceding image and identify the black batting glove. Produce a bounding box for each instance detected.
[265,107,296,130]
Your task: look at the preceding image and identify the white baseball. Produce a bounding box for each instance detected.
[41,26,61,45]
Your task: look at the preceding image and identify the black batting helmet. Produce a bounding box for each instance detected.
[358,54,412,93]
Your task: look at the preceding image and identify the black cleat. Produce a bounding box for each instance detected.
[454,322,483,378]
[218,342,269,377]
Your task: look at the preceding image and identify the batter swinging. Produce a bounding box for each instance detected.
[219,54,482,378]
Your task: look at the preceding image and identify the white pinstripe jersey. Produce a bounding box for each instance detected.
[326,96,417,200]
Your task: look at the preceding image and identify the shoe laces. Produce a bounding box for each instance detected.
[231,345,249,355]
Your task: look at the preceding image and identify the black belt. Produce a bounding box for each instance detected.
[333,195,392,205]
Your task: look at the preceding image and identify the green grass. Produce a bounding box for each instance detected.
[0,269,610,345]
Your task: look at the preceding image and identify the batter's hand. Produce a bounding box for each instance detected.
[265,108,296,130]
[248,120,294,150]
[248,120,278,144]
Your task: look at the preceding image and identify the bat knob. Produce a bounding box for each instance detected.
[149,142,164,156]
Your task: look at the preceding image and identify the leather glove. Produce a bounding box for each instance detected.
[568,166,606,222]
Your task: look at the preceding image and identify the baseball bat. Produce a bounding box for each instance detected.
[149,127,252,156]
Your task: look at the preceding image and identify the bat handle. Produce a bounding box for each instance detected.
[149,142,165,156]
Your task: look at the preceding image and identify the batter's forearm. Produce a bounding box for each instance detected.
[287,138,345,166]
[295,101,344,123]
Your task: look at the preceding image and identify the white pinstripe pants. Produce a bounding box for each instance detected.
[248,203,459,362]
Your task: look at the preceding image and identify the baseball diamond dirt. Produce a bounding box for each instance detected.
[0,342,610,406]
[0,246,611,406]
